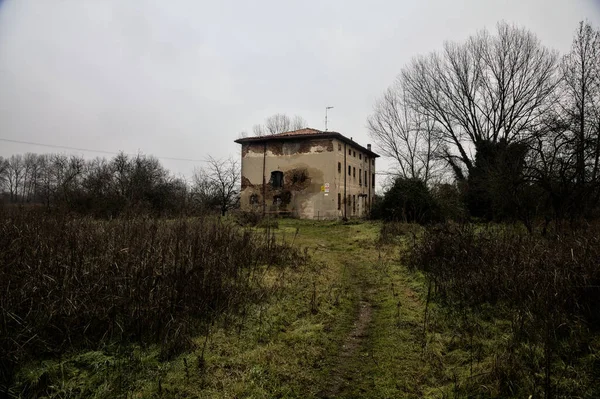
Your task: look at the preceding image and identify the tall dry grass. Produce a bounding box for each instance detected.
[407,223,600,397]
[0,208,304,386]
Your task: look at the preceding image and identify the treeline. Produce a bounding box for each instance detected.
[0,152,239,217]
[369,21,600,229]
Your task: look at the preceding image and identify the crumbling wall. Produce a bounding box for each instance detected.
[239,138,338,219]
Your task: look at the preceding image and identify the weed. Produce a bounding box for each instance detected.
[407,223,600,398]
[0,208,305,390]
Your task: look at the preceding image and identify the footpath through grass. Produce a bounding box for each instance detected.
[10,219,470,398]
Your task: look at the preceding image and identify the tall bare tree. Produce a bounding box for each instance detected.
[560,21,600,186]
[526,21,600,219]
[401,22,559,179]
[253,113,307,136]
[367,84,443,184]
[0,157,8,197]
[6,155,24,202]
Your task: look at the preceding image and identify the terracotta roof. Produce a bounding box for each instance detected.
[269,128,323,137]
[234,127,380,158]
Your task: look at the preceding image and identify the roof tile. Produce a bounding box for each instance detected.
[268,128,323,137]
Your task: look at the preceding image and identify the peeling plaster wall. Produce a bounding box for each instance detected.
[239,138,376,219]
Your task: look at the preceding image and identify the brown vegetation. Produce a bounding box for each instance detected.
[0,207,305,389]
[407,223,600,397]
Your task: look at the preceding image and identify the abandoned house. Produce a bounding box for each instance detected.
[234,128,379,219]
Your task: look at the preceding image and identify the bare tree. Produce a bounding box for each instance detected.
[253,113,307,136]
[192,157,239,216]
[23,153,41,202]
[6,155,24,202]
[367,84,443,184]
[560,21,600,187]
[0,157,8,196]
[526,21,600,219]
[401,22,559,179]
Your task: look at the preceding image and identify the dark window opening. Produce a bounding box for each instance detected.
[338,143,342,151]
[359,168,362,185]
[359,153,362,160]
[347,195,351,211]
[353,167,356,178]
[352,195,356,214]
[249,194,259,205]
[353,151,356,157]
[372,173,375,188]
[348,165,351,176]
[348,149,351,155]
[364,171,367,185]
[337,193,341,210]
[271,171,283,189]
[338,162,341,173]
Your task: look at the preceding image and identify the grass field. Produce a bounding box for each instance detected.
[8,219,428,398]
[9,218,594,398]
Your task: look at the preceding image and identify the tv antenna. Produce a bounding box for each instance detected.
[325,106,334,131]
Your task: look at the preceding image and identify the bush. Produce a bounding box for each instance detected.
[233,210,262,226]
[371,177,439,223]
[431,183,467,222]
[378,221,421,244]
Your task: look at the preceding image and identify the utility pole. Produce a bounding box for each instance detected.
[325,106,334,131]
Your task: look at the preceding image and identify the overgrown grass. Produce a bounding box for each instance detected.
[11,215,589,398]
[0,208,305,395]
[407,223,600,398]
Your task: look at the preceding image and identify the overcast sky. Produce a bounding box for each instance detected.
[1,0,599,180]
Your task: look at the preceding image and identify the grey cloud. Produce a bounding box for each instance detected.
[0,0,598,177]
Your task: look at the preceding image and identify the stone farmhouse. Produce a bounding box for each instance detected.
[234,128,378,219]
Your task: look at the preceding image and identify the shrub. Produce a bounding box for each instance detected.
[378,221,421,244]
[371,177,439,223]
[233,210,262,226]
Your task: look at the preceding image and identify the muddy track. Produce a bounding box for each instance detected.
[318,297,373,398]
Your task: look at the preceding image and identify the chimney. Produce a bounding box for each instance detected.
[367,144,371,151]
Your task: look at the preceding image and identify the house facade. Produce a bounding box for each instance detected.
[234,128,378,219]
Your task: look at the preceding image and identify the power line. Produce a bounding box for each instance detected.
[0,137,209,163]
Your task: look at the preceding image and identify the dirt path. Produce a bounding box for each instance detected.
[318,295,373,398]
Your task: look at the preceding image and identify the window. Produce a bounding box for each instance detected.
[337,193,341,210]
[349,149,351,155]
[359,168,362,185]
[353,151,356,157]
[338,143,342,151]
[372,159,375,166]
[364,171,367,185]
[353,167,356,178]
[372,173,375,188]
[352,195,356,214]
[271,171,283,189]
[338,162,341,173]
[348,165,351,176]
[348,195,351,210]
[359,153,362,160]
